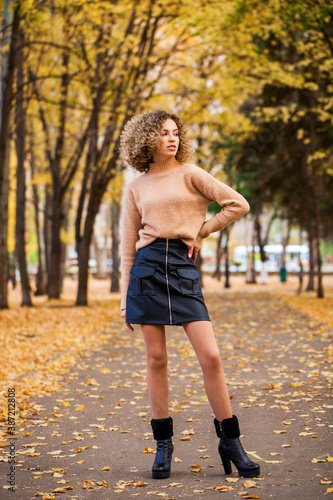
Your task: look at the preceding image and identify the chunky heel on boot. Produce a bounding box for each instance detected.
[152,438,174,479]
[151,417,174,480]
[221,456,232,475]
[214,416,260,478]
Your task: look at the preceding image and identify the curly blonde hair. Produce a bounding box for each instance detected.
[119,109,195,172]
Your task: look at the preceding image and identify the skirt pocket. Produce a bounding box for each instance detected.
[176,268,201,295]
[130,265,156,295]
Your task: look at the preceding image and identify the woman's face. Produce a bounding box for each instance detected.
[154,118,179,160]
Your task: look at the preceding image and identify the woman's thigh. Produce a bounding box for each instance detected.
[141,324,167,362]
[182,321,221,371]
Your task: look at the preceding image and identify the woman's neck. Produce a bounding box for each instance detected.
[148,156,180,173]
[152,152,176,163]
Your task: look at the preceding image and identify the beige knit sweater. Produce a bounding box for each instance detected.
[120,157,250,310]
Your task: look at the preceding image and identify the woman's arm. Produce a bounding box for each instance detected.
[190,166,250,246]
[120,184,142,311]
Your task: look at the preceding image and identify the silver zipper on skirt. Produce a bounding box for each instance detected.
[165,238,172,324]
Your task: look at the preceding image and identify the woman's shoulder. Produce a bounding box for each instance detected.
[179,161,200,173]
[126,172,148,191]
[181,162,214,181]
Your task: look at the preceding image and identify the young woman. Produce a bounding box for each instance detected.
[119,109,260,480]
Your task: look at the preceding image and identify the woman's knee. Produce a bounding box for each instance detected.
[147,350,167,372]
[200,350,222,373]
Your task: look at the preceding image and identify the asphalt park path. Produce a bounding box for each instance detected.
[1,291,332,499]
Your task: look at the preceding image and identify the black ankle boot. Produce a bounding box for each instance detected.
[214,415,260,478]
[151,417,174,479]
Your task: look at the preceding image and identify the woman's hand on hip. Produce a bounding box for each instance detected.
[188,246,199,263]
[121,309,134,332]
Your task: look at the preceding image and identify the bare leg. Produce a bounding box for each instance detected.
[182,320,232,421]
[141,324,169,419]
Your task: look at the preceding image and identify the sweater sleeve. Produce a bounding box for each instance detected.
[120,184,142,310]
[191,166,250,246]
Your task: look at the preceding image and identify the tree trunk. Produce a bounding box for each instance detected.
[34,195,47,295]
[59,236,66,294]
[309,97,324,299]
[212,229,223,281]
[59,191,73,293]
[15,28,32,306]
[256,214,268,284]
[29,125,47,295]
[250,234,256,283]
[0,134,10,309]
[8,252,16,289]
[263,211,277,246]
[280,218,291,270]
[255,214,267,263]
[76,187,102,305]
[48,51,70,299]
[48,192,62,298]
[297,229,304,296]
[44,186,52,292]
[224,227,230,288]
[308,107,324,298]
[313,191,324,298]
[306,228,315,291]
[76,235,90,306]
[110,199,120,292]
[0,1,20,191]
[0,2,20,309]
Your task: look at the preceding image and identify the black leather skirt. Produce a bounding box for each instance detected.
[126,238,210,325]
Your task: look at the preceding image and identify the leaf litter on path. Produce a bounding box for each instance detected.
[0,282,332,498]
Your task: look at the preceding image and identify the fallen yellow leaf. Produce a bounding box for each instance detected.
[74,446,89,453]
[243,480,256,488]
[181,428,195,435]
[86,377,99,386]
